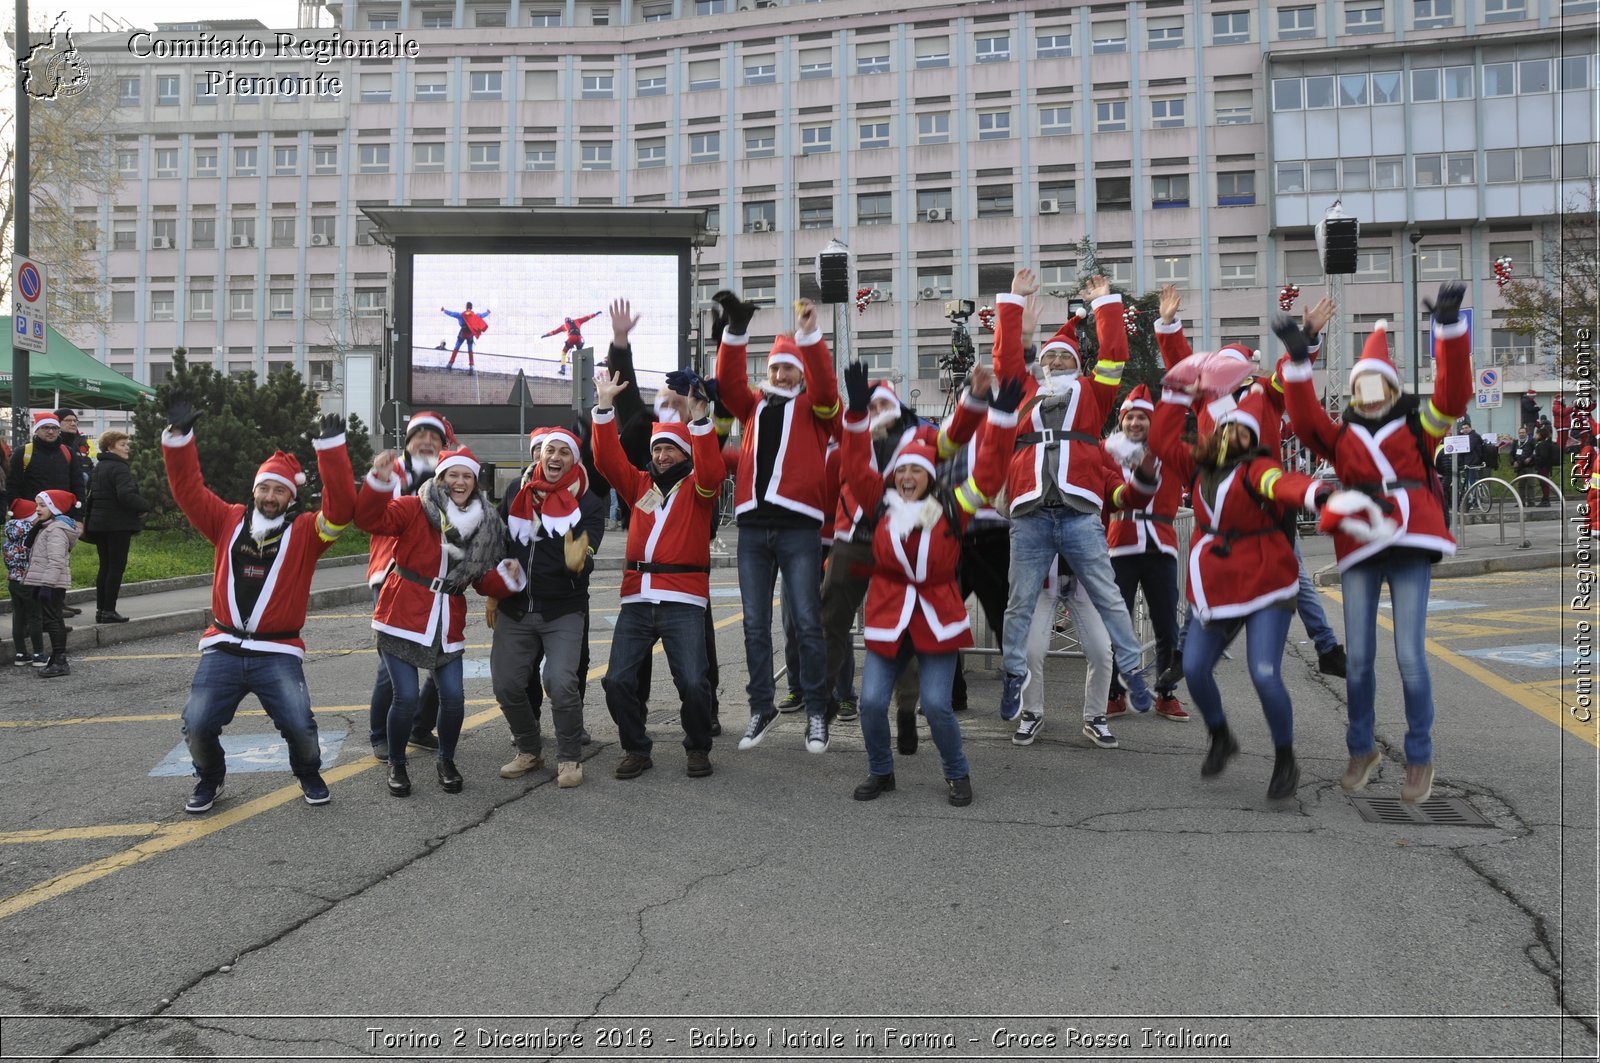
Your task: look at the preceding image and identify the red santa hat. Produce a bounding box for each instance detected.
[1213,388,1272,445]
[768,335,803,372]
[539,427,582,458]
[254,451,307,492]
[405,410,453,445]
[9,498,37,520]
[1526,388,1537,397]
[1120,384,1155,416]
[527,427,549,454]
[434,445,481,480]
[1038,306,1088,362]
[888,439,939,479]
[35,490,76,517]
[1216,341,1261,367]
[650,422,692,455]
[32,411,60,432]
[870,379,900,407]
[1348,321,1400,389]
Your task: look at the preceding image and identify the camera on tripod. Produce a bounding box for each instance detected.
[939,298,978,378]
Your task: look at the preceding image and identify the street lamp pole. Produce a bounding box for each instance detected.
[1409,230,1424,394]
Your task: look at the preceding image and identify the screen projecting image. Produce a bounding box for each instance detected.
[409,251,682,408]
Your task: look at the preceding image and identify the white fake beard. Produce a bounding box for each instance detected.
[759,381,802,400]
[1039,368,1079,396]
[653,394,684,423]
[1103,431,1146,469]
[446,496,484,538]
[882,491,941,540]
[249,509,287,543]
[870,407,901,435]
[408,451,439,475]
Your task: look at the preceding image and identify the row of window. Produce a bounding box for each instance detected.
[95,213,376,251]
[365,1,788,30]
[1271,55,1598,111]
[1275,144,1597,194]
[110,287,386,322]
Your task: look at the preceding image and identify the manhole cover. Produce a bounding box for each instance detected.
[1349,796,1493,827]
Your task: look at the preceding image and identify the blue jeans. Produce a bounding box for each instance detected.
[367,587,438,744]
[784,543,855,701]
[602,601,715,754]
[858,643,966,780]
[1182,606,1295,747]
[380,651,465,764]
[738,524,827,718]
[1342,553,1435,765]
[182,650,321,784]
[1293,541,1340,654]
[1002,508,1146,681]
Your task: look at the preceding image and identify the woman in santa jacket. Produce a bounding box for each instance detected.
[840,361,1022,808]
[357,445,526,797]
[1149,378,1330,800]
[1281,283,1473,805]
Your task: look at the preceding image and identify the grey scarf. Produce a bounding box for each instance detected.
[419,479,507,593]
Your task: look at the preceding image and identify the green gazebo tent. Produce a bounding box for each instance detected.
[0,319,154,409]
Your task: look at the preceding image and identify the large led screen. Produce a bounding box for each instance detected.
[407,251,683,409]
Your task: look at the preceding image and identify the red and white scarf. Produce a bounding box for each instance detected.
[507,463,588,544]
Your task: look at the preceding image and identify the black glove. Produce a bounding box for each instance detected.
[991,375,1026,415]
[316,413,345,440]
[665,369,695,397]
[1314,484,1335,508]
[843,361,871,415]
[1424,281,1466,326]
[1272,313,1310,364]
[165,390,203,434]
[702,378,721,406]
[711,290,757,336]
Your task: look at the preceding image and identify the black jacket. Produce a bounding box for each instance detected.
[1532,439,1560,469]
[1521,395,1540,426]
[495,480,606,623]
[87,454,153,533]
[6,433,87,512]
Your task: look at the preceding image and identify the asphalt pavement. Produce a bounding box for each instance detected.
[0,534,1595,1061]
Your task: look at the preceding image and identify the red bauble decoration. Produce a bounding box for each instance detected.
[1123,306,1141,337]
[977,305,996,332]
[1277,283,1301,312]
[1493,256,1514,292]
[854,287,875,315]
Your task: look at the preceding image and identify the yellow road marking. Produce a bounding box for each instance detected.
[0,611,745,922]
[0,823,165,845]
[1322,589,1597,748]
[84,638,617,662]
[0,713,181,729]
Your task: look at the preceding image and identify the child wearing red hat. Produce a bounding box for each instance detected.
[5,499,47,665]
[19,490,82,677]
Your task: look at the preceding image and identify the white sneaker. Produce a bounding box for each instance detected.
[1081,715,1118,749]
[1012,711,1044,746]
[805,715,830,754]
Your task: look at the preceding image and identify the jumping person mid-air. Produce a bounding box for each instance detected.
[442,303,491,371]
[540,311,602,375]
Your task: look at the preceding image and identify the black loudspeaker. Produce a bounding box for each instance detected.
[817,250,851,304]
[1317,216,1360,275]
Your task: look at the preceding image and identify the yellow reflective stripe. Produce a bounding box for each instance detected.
[936,425,959,460]
[1270,373,1285,395]
[316,513,349,543]
[1092,363,1125,386]
[1258,467,1283,501]
[1419,401,1452,437]
[1110,485,1127,508]
[812,399,841,419]
[695,484,719,498]
[954,477,983,514]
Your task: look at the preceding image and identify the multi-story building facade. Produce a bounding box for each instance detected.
[65,0,1598,437]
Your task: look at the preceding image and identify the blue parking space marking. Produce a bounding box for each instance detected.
[460,657,492,679]
[1379,599,1482,613]
[1458,644,1564,668]
[149,731,349,776]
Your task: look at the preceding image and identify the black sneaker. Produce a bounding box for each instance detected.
[737,712,779,750]
[185,779,223,814]
[896,708,918,755]
[946,776,973,807]
[371,740,389,762]
[436,758,464,793]
[833,696,858,722]
[387,763,412,797]
[1081,715,1117,749]
[1201,723,1240,777]
[777,691,805,713]
[300,773,331,805]
[1013,711,1045,746]
[408,731,440,750]
[11,652,27,666]
[853,773,895,801]
[1318,645,1347,678]
[1267,745,1299,800]
[805,714,829,754]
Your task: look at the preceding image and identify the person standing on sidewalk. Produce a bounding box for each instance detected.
[591,371,724,781]
[19,490,81,677]
[162,397,356,814]
[1281,284,1472,805]
[86,431,153,624]
[714,293,843,755]
[5,411,88,518]
[493,427,605,789]
[6,499,48,665]
[1531,424,1559,508]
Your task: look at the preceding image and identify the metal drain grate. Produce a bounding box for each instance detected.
[1349,796,1494,827]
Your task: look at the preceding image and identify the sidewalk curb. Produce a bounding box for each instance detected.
[1313,549,1567,587]
[67,582,377,650]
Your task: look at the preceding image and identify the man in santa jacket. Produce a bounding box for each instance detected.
[162,395,355,815]
[713,292,842,755]
[994,268,1153,722]
[365,411,451,760]
[591,370,724,780]
[1152,284,1348,679]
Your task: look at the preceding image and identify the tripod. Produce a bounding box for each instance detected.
[940,319,976,419]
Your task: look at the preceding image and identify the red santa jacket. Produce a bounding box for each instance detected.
[844,405,1017,656]
[993,291,1129,512]
[832,395,985,543]
[365,460,429,588]
[1150,395,1322,622]
[1282,320,1470,572]
[163,430,355,658]
[820,440,841,548]
[715,329,841,522]
[1103,445,1183,558]
[355,482,525,653]
[593,410,723,607]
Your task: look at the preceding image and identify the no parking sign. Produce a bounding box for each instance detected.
[11,258,48,353]
[1476,366,1502,410]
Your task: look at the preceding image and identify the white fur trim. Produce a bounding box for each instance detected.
[1121,396,1155,413]
[688,418,715,437]
[366,470,397,491]
[32,415,61,430]
[1040,339,1078,356]
[541,428,581,456]
[1218,408,1260,439]
[890,453,936,478]
[1349,358,1400,388]
[650,429,691,453]
[1280,360,1315,383]
[405,414,448,441]
[254,472,303,492]
[436,453,480,478]
[496,558,528,593]
[767,352,803,371]
[870,384,899,407]
[1206,395,1238,420]
[843,413,871,433]
[960,390,988,412]
[312,433,347,451]
[1432,318,1469,340]
[996,293,1026,307]
[1154,316,1183,335]
[161,428,194,448]
[1161,390,1194,407]
[987,406,1019,429]
[1090,293,1123,311]
[591,405,617,424]
[1303,482,1325,512]
[793,328,823,347]
[720,332,749,346]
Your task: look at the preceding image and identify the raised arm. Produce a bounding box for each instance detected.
[963,379,1025,509]
[711,290,760,422]
[1153,284,1194,370]
[937,369,989,460]
[310,414,355,552]
[1274,313,1342,462]
[689,417,724,501]
[991,268,1036,384]
[1148,390,1197,487]
[1082,276,1128,422]
[1424,282,1472,442]
[591,372,649,505]
[159,396,232,545]
[840,362,887,517]
[793,299,840,426]
[1246,457,1326,516]
[355,451,415,538]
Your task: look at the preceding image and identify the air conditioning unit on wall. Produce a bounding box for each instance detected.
[750,218,773,232]
[1039,198,1061,215]
[230,234,252,247]
[151,236,172,249]
[919,286,939,300]
[925,207,948,222]
[311,233,331,246]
